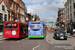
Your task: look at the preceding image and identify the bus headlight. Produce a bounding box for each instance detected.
[12,31,16,35]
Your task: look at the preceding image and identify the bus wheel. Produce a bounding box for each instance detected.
[24,34,26,38]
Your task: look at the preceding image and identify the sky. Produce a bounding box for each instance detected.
[22,0,64,22]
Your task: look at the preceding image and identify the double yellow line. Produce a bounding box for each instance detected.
[0,41,4,43]
[67,35,75,39]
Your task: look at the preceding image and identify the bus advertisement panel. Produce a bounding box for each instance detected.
[3,21,28,38]
[28,21,46,38]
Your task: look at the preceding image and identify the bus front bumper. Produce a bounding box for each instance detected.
[28,35,44,38]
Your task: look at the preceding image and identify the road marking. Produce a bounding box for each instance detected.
[46,31,53,44]
[25,38,28,39]
[21,39,24,41]
[16,41,20,43]
[11,41,20,43]
[67,35,75,39]
[32,42,40,50]
[0,41,3,43]
[46,39,53,44]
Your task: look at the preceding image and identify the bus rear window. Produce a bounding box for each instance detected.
[5,23,18,28]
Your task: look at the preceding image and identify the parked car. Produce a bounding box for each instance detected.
[53,28,67,40]
[67,29,70,33]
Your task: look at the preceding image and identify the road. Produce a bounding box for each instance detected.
[0,31,75,50]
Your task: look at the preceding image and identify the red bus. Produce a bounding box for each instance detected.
[3,21,28,38]
[50,27,54,32]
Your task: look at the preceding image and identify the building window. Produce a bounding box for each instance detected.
[70,0,71,4]
[66,10,67,14]
[68,8,69,13]
[9,3,12,9]
[4,14,7,21]
[2,5,5,10]
[0,13,3,21]
[16,6,18,12]
[17,0,19,3]
[70,6,72,11]
[74,3,75,9]
[74,12,75,18]
[68,15,69,21]
[0,25,3,32]
[70,13,72,20]
[14,0,15,1]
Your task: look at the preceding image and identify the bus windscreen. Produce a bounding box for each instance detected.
[30,25,43,29]
[5,23,18,28]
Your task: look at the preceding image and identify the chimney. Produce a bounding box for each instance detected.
[30,13,31,15]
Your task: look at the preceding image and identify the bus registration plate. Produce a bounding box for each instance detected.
[34,36,37,38]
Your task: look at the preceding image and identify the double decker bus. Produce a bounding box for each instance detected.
[50,27,54,31]
[3,21,28,38]
[28,21,46,38]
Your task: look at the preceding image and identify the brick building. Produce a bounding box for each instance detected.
[32,14,40,21]
[26,13,33,23]
[58,8,65,27]
[2,0,26,23]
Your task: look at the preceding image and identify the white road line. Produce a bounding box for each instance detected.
[46,31,53,44]
[46,39,53,44]
[32,42,40,50]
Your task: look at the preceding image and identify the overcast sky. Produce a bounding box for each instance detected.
[22,0,64,22]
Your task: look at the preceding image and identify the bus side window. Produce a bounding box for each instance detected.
[20,24,23,32]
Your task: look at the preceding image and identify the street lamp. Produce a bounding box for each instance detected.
[26,17,28,21]
[32,18,35,21]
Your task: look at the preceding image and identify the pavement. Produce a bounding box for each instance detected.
[66,33,75,38]
[0,35,3,41]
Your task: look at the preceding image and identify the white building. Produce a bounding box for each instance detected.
[64,0,75,35]
[0,0,8,35]
[20,0,26,23]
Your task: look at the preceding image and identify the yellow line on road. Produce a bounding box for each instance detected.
[25,38,28,39]
[11,41,20,43]
[21,39,24,41]
[67,35,75,39]
[0,41,4,43]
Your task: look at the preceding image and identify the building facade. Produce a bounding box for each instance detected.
[64,0,75,35]
[26,13,33,23]
[55,17,59,26]
[3,0,26,23]
[0,0,8,35]
[58,8,65,28]
[32,14,40,21]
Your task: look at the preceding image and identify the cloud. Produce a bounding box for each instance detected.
[22,0,45,3]
[22,0,64,22]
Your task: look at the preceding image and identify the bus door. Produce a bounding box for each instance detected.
[3,22,19,38]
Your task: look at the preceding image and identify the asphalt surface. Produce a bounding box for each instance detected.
[0,31,75,50]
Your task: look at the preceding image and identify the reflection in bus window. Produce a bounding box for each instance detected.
[5,23,18,28]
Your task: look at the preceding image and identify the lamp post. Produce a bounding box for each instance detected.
[26,17,28,23]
